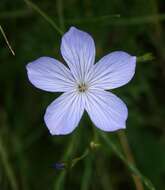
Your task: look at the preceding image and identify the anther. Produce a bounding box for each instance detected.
[78,83,88,92]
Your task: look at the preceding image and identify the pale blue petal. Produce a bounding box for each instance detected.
[44,92,85,135]
[85,90,128,132]
[26,57,75,92]
[61,26,95,82]
[90,51,136,90]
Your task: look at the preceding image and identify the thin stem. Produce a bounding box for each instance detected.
[80,157,92,190]
[71,149,89,168]
[57,0,65,31]
[0,138,18,190]
[2,10,165,26]
[118,131,144,190]
[66,14,165,25]
[54,133,77,190]
[24,0,63,35]
[0,10,31,19]
[66,14,120,24]
[0,25,15,56]
[99,132,156,190]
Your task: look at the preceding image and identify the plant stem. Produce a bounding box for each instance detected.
[118,131,144,190]
[66,14,165,25]
[0,138,18,190]
[80,157,92,190]
[0,25,15,56]
[54,133,77,190]
[0,10,31,19]
[24,0,63,35]
[99,132,156,190]
[57,0,65,31]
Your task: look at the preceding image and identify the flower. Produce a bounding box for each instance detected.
[26,27,136,135]
[52,162,65,170]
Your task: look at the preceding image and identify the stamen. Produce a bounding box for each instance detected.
[78,83,88,92]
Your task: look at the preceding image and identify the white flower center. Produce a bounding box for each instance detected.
[77,83,88,93]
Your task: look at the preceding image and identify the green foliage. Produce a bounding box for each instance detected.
[1,0,165,190]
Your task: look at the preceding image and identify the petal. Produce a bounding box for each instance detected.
[44,92,84,135]
[26,57,75,92]
[61,26,95,82]
[85,90,128,132]
[90,51,136,90]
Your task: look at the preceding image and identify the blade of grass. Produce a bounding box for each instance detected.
[2,10,165,26]
[99,132,156,190]
[66,14,120,24]
[0,10,31,19]
[0,138,18,190]
[56,0,65,31]
[66,14,165,25]
[118,131,144,190]
[24,0,63,35]
[54,133,78,190]
[0,25,15,56]
[80,157,92,190]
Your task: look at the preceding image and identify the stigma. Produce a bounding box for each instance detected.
[77,83,88,92]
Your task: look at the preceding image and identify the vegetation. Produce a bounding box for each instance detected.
[0,0,165,189]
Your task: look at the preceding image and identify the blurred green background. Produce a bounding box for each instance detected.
[0,0,165,190]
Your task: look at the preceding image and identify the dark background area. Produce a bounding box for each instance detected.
[0,0,165,190]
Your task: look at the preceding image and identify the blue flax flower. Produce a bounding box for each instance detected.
[26,27,136,135]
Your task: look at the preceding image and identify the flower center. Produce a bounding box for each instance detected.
[77,83,88,92]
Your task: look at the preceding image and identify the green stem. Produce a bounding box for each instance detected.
[71,149,89,168]
[2,10,165,26]
[54,133,77,190]
[80,157,92,190]
[57,0,65,31]
[118,131,144,190]
[24,0,63,35]
[0,25,15,55]
[0,10,31,19]
[99,132,156,190]
[66,14,165,25]
[66,14,120,24]
[0,138,18,190]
